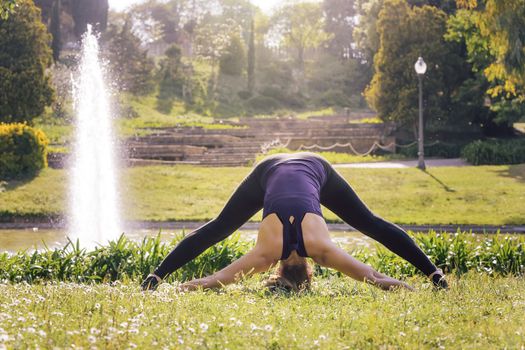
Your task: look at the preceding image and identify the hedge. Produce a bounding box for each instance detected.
[461,138,525,165]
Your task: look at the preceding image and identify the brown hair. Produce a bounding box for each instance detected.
[266,260,313,292]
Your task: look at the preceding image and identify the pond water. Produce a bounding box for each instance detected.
[0,229,373,253]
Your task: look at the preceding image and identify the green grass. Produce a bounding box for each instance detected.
[1,164,524,224]
[118,94,243,137]
[256,148,403,164]
[0,274,524,348]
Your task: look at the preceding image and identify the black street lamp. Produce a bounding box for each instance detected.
[414,57,427,170]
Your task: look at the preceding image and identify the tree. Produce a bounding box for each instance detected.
[323,0,357,59]
[365,0,469,134]
[71,0,108,37]
[447,3,525,133]
[247,18,255,93]
[50,0,61,62]
[0,0,18,19]
[104,20,155,95]
[274,2,332,72]
[157,45,186,113]
[219,33,246,76]
[0,0,54,123]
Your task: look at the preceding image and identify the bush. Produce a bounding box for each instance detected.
[398,141,463,158]
[259,86,306,109]
[1,231,524,283]
[219,34,246,76]
[246,95,281,113]
[461,138,525,165]
[0,123,48,180]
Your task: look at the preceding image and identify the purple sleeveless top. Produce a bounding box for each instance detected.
[260,155,327,260]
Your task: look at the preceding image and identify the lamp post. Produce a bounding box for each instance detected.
[414,57,427,170]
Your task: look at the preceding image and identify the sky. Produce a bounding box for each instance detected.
[108,0,285,14]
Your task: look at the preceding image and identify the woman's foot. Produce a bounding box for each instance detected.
[141,274,162,291]
[429,269,448,290]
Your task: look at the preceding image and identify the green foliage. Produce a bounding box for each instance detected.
[446,7,525,132]
[398,141,464,158]
[247,18,255,93]
[246,95,281,113]
[50,0,61,62]
[104,20,155,96]
[0,0,54,123]
[0,233,250,283]
[366,0,469,131]
[0,0,17,19]
[274,2,332,71]
[219,33,246,76]
[156,45,187,114]
[322,0,356,58]
[461,138,525,165]
[0,123,48,180]
[1,232,524,284]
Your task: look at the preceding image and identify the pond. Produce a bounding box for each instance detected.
[0,229,373,253]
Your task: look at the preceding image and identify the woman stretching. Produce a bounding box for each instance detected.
[141,152,447,291]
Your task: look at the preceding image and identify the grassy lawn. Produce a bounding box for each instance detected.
[0,274,524,349]
[1,164,524,225]
[256,148,405,164]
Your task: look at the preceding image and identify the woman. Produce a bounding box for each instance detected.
[141,152,447,291]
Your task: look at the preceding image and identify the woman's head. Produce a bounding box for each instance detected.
[266,252,313,292]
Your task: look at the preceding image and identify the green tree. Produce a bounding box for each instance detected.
[447,4,525,133]
[323,0,357,58]
[365,0,468,133]
[247,18,255,93]
[50,0,61,62]
[0,0,17,19]
[105,20,155,96]
[0,0,54,123]
[456,0,525,109]
[157,45,186,113]
[219,33,246,76]
[71,0,108,37]
[274,2,332,72]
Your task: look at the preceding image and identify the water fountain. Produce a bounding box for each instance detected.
[69,25,122,248]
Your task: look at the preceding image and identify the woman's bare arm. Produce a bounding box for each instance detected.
[179,247,278,291]
[312,243,413,291]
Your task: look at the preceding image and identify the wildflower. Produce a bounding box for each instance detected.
[319,334,327,340]
[250,324,259,331]
[399,332,406,337]
[90,328,101,335]
[187,327,195,334]
[88,335,97,343]
[37,330,46,337]
[200,323,209,332]
[264,325,273,332]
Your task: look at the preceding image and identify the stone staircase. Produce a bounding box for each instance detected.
[124,114,395,167]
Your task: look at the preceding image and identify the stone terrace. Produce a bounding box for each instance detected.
[124,114,395,167]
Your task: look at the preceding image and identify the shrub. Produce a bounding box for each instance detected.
[0,123,49,180]
[219,34,246,76]
[246,95,281,113]
[1,231,524,284]
[259,86,306,109]
[398,141,463,158]
[461,138,525,165]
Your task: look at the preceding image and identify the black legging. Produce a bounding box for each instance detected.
[153,154,437,278]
